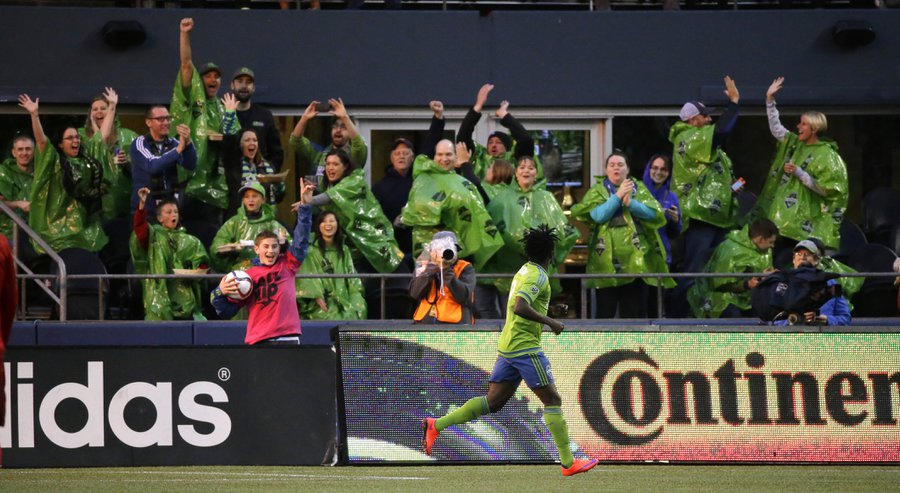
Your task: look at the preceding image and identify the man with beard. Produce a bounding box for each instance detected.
[231,67,283,171]
[290,97,367,177]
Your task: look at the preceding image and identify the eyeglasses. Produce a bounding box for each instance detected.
[794,250,816,258]
[62,135,81,141]
[148,115,172,122]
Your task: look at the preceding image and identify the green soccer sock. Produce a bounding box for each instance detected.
[435,396,489,431]
[544,406,574,468]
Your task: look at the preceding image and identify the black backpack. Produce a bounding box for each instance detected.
[751,266,841,322]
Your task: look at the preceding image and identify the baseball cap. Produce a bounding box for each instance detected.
[679,101,710,122]
[793,240,820,257]
[199,62,221,77]
[390,138,414,153]
[238,180,266,198]
[232,66,255,82]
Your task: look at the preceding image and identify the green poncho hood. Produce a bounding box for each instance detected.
[402,155,503,269]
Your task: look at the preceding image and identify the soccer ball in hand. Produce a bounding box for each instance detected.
[224,270,254,300]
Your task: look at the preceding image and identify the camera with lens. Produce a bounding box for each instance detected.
[430,236,458,265]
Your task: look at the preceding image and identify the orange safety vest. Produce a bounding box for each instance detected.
[413,259,473,324]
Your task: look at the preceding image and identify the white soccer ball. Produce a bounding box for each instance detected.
[224,270,254,300]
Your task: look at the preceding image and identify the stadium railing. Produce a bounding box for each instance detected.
[11,270,898,321]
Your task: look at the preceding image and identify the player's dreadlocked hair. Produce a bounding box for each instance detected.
[522,224,559,265]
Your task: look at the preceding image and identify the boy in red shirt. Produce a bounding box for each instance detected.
[211,180,313,344]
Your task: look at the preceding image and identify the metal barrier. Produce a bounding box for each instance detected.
[5,200,896,321]
[12,269,899,321]
[0,201,67,320]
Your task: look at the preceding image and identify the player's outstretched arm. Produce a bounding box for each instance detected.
[513,296,564,335]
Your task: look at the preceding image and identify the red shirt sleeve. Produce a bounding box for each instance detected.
[133,207,149,251]
[0,236,15,350]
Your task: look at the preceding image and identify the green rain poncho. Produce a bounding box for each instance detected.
[321,169,403,273]
[485,182,580,293]
[571,177,673,290]
[687,226,772,318]
[754,133,848,249]
[78,123,137,221]
[0,158,33,237]
[209,203,290,273]
[129,222,209,320]
[289,134,368,177]
[669,122,739,229]
[481,181,509,202]
[29,142,108,254]
[401,155,503,270]
[170,65,239,210]
[297,238,367,320]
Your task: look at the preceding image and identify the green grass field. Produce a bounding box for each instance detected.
[2,465,898,493]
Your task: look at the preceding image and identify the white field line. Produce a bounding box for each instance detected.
[7,470,429,481]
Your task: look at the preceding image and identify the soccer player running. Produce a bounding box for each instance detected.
[422,225,598,477]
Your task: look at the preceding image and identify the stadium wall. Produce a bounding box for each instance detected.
[2,322,898,466]
[0,7,898,108]
[1,346,337,468]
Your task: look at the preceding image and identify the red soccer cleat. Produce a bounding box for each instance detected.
[422,418,439,456]
[561,458,599,477]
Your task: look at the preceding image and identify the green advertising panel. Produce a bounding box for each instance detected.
[338,329,899,464]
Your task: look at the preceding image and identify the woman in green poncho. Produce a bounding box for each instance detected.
[571,152,672,318]
[756,77,849,263]
[210,181,290,273]
[79,92,138,221]
[297,149,403,274]
[130,187,209,320]
[18,93,110,254]
[297,211,367,320]
[481,156,579,318]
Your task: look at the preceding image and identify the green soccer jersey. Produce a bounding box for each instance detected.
[497,261,550,358]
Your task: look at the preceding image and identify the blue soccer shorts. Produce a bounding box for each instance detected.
[489,351,555,389]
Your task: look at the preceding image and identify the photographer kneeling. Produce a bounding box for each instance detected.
[410,231,476,324]
[774,240,851,326]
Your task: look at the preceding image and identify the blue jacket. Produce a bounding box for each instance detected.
[775,279,851,326]
[129,134,197,215]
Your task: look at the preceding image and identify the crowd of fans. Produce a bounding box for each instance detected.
[2,18,866,324]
